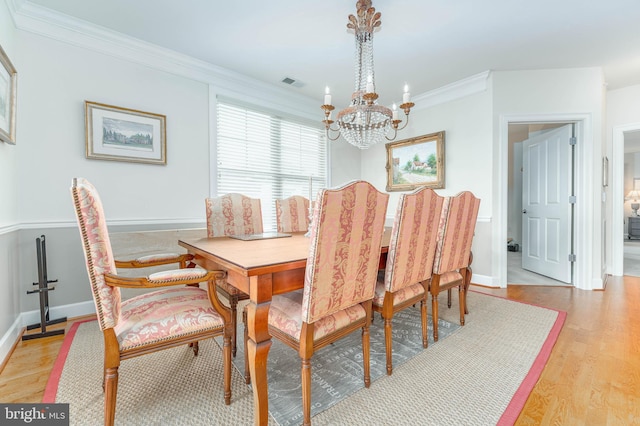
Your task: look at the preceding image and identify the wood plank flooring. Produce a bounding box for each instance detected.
[1,278,638,424]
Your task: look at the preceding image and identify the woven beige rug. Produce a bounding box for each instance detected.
[44,291,564,425]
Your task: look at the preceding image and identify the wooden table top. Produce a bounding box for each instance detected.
[179,228,391,277]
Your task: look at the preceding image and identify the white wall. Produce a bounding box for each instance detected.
[0,0,21,366]
[493,68,605,289]
[16,33,211,224]
[360,86,494,281]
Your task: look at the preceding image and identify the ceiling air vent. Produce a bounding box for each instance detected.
[281,77,304,88]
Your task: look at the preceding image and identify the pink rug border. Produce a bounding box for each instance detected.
[42,319,95,403]
[470,290,567,426]
[42,293,566,423]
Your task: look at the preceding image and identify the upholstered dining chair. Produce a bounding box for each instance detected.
[205,193,263,356]
[430,191,480,341]
[71,178,233,426]
[275,195,310,233]
[247,180,388,426]
[373,187,445,375]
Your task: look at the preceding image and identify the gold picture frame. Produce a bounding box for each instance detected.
[385,131,445,191]
[0,43,17,145]
[85,101,166,165]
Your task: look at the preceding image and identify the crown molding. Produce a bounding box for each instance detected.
[9,0,318,114]
[413,70,491,110]
[9,1,492,115]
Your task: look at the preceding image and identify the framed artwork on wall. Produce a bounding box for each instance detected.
[85,101,166,165]
[0,43,17,145]
[385,131,445,191]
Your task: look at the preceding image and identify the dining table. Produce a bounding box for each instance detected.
[178,229,390,425]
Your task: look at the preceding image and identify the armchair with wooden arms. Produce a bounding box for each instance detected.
[205,193,263,357]
[275,195,310,233]
[430,191,480,341]
[71,178,233,426]
[372,187,444,375]
[247,180,389,426]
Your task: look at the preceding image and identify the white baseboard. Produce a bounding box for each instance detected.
[0,317,22,369]
[20,300,96,328]
[0,301,96,367]
[470,273,500,288]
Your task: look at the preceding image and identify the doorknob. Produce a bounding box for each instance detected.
[522,209,527,214]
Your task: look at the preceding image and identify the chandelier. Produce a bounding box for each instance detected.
[321,0,414,149]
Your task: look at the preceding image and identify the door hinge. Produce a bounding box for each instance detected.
[568,253,576,262]
[569,195,577,204]
[569,137,577,145]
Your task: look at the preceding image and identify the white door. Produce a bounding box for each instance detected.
[521,124,573,283]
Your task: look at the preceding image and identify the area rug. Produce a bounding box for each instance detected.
[44,291,565,425]
[218,307,459,426]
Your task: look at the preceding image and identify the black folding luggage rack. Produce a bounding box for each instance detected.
[22,235,67,340]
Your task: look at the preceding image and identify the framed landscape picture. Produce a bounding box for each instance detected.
[385,131,445,191]
[0,43,17,145]
[85,101,166,165]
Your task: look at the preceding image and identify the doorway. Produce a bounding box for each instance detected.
[612,126,640,276]
[507,122,574,286]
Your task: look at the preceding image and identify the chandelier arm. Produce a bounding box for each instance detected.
[325,128,343,141]
[394,114,411,131]
[384,127,398,141]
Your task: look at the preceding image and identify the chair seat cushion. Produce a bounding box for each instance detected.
[372,278,425,308]
[134,252,183,264]
[439,271,463,285]
[115,286,225,351]
[269,290,366,342]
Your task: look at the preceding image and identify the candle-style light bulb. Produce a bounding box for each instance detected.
[324,86,332,106]
[392,103,398,120]
[366,75,374,94]
[403,84,411,104]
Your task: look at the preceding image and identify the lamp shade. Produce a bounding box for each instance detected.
[626,190,640,201]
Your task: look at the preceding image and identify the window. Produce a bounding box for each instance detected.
[216,99,327,231]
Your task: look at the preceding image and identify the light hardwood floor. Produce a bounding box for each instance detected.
[1,277,638,424]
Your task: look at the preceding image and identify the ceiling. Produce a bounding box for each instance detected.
[22,0,640,108]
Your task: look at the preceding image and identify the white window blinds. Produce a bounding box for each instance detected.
[216,99,327,231]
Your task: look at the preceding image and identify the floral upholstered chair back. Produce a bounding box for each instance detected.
[433,191,481,274]
[70,177,120,331]
[301,180,389,324]
[275,195,310,233]
[384,187,445,293]
[205,194,263,237]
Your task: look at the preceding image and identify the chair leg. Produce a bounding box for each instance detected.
[464,279,470,315]
[432,293,440,342]
[459,286,466,326]
[230,295,238,358]
[223,331,232,405]
[447,288,452,308]
[243,309,251,384]
[301,358,312,426]
[362,320,371,388]
[420,299,428,348]
[191,341,199,356]
[384,316,393,375]
[104,366,118,426]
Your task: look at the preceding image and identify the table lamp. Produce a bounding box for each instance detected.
[626,190,640,216]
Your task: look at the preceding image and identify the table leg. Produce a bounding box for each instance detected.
[246,274,273,426]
